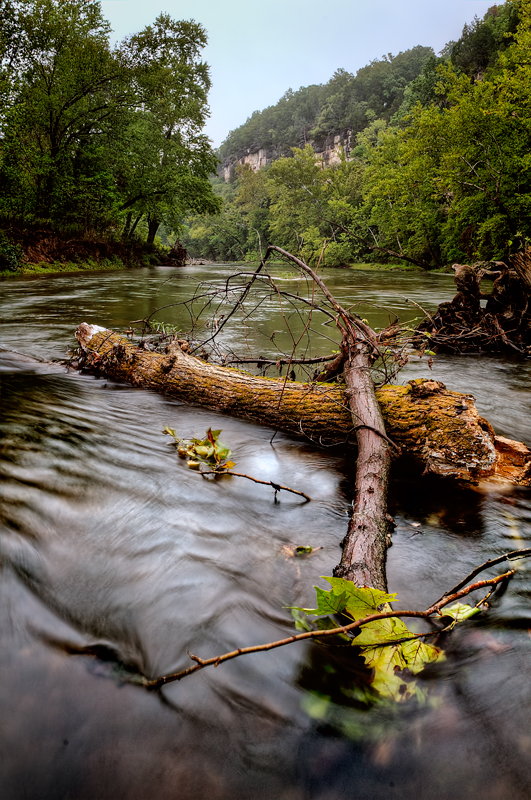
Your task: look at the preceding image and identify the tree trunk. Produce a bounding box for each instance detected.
[334,333,391,589]
[123,212,133,238]
[415,256,531,354]
[75,325,530,492]
[147,217,160,246]
[129,213,143,238]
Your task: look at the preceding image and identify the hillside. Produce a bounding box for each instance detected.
[219,3,521,179]
[184,2,529,270]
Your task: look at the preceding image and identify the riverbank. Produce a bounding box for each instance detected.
[0,225,166,278]
[0,257,130,279]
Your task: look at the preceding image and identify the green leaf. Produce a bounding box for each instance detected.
[294,545,314,555]
[313,615,351,642]
[194,444,213,457]
[300,587,348,616]
[290,608,313,632]
[300,693,331,720]
[401,638,443,674]
[289,588,346,617]
[292,575,446,704]
[291,579,397,623]
[167,428,234,471]
[215,444,231,461]
[360,632,443,701]
[321,577,397,620]
[438,602,480,622]
[354,615,411,646]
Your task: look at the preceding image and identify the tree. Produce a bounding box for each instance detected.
[267,145,363,265]
[398,1,531,262]
[450,1,521,77]
[357,0,531,265]
[360,119,446,268]
[116,14,221,244]
[0,1,220,241]
[0,0,124,228]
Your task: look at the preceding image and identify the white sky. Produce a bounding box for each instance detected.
[101,0,497,146]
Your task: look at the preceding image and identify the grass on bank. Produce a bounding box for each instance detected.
[0,257,126,279]
[1,257,454,280]
[349,262,453,273]
[0,251,171,279]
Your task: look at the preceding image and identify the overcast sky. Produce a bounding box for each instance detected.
[101,0,497,146]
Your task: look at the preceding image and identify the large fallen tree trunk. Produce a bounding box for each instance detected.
[72,247,531,594]
[76,324,531,491]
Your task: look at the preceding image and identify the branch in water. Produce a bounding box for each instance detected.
[201,470,311,502]
[140,555,526,688]
[223,354,338,367]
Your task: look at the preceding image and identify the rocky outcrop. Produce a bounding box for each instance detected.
[220,131,353,181]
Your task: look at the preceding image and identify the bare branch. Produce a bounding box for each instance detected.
[201,470,311,502]
[141,567,519,687]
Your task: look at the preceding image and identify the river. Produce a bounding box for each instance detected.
[1,265,530,800]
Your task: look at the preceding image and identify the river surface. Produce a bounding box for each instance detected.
[1,265,530,800]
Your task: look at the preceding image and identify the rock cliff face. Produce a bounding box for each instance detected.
[220,131,353,181]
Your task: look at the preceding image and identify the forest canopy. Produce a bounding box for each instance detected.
[186,0,530,269]
[0,0,221,243]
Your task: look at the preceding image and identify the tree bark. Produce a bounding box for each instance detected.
[75,325,531,490]
[147,217,160,246]
[74,321,530,592]
[415,255,531,354]
[334,333,391,589]
[260,246,394,587]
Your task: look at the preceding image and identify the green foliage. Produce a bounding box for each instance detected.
[0,232,24,272]
[184,1,528,268]
[266,145,364,266]
[291,577,444,703]
[450,1,521,76]
[219,47,434,163]
[0,0,219,242]
[295,578,397,619]
[163,427,235,471]
[438,601,481,625]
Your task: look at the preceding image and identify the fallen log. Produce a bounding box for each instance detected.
[263,246,393,591]
[75,324,530,490]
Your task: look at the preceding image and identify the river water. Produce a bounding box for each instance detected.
[1,265,530,800]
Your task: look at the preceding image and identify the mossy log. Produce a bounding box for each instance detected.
[76,324,530,488]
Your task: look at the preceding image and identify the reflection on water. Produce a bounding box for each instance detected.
[1,266,530,799]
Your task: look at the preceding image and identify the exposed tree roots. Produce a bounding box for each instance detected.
[415,252,531,354]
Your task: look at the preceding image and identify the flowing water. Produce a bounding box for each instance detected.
[1,265,530,800]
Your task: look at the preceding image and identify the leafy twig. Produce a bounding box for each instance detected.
[140,566,519,688]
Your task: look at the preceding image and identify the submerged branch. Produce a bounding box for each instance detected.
[141,563,521,688]
[201,470,311,502]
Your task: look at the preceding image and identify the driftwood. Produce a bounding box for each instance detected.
[73,247,530,591]
[415,251,531,354]
[75,325,531,491]
[262,247,394,590]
